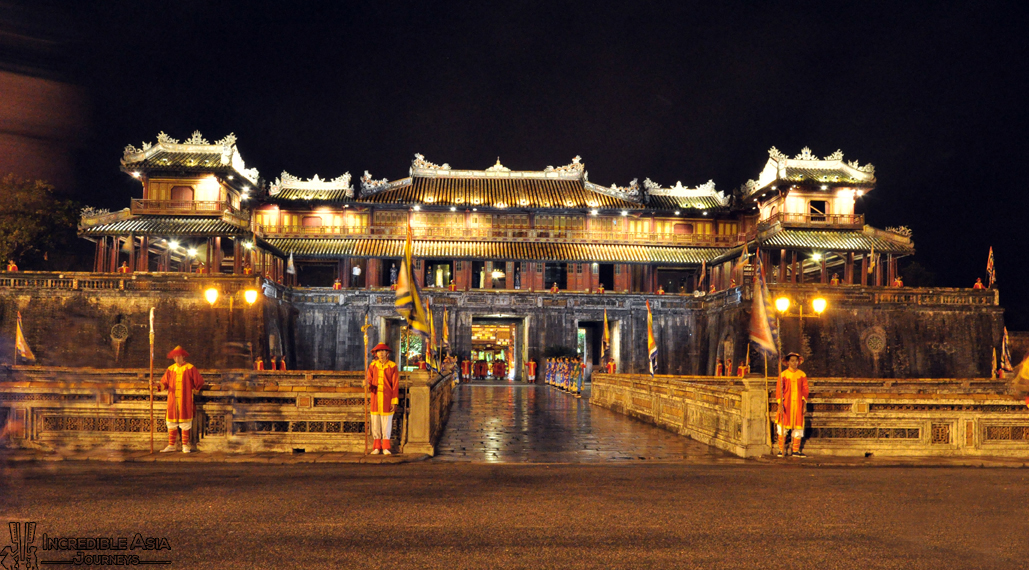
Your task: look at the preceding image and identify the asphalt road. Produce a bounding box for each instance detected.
[1,461,1026,569]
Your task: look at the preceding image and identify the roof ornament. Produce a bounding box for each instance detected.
[185,131,209,145]
[546,155,584,173]
[643,178,661,193]
[360,170,390,192]
[848,159,875,174]
[215,133,237,147]
[156,131,179,145]
[794,147,817,160]
[768,146,788,162]
[412,153,450,170]
[485,158,511,173]
[824,149,844,161]
[885,226,912,238]
[271,171,354,197]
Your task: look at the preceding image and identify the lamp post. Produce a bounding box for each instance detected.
[773,293,828,368]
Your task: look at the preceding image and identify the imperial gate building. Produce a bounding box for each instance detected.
[68,132,1000,380]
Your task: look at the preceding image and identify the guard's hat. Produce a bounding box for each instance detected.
[782,352,803,364]
[370,342,392,353]
[167,346,189,359]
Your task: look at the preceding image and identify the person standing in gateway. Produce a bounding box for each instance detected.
[366,343,400,455]
[158,346,204,453]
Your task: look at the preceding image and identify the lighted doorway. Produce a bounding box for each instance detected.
[469,318,522,381]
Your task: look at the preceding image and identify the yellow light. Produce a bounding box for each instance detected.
[244,289,258,305]
[812,297,827,315]
[204,288,219,306]
[187,248,197,257]
[775,297,791,313]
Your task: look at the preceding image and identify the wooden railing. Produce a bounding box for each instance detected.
[758,212,864,231]
[131,199,235,215]
[256,224,748,247]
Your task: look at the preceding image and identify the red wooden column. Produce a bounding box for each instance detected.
[93,239,103,272]
[232,240,241,274]
[367,259,380,289]
[214,237,223,274]
[139,237,149,272]
[591,263,600,292]
[874,256,882,286]
[127,233,135,272]
[844,252,854,284]
[820,255,827,284]
[109,237,119,273]
[779,249,787,283]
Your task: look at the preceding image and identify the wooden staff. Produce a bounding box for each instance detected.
[763,353,771,449]
[400,326,410,452]
[148,308,155,454]
[361,314,372,455]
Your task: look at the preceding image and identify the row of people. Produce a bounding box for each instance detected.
[254,357,288,371]
[544,357,585,398]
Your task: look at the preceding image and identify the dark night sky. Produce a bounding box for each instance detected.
[11,1,1029,326]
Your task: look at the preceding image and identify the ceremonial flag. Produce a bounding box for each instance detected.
[867,246,877,274]
[1002,327,1014,372]
[286,252,296,275]
[425,299,439,373]
[601,309,611,362]
[15,311,35,362]
[748,256,779,357]
[394,224,431,338]
[986,247,996,288]
[646,300,657,378]
[442,307,451,354]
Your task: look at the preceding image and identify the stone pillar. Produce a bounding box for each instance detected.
[402,370,438,456]
[739,378,772,457]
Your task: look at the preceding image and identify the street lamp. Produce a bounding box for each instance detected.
[775,296,790,314]
[244,289,258,305]
[204,288,219,306]
[812,297,827,315]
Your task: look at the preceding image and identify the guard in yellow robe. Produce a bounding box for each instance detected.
[366,343,400,454]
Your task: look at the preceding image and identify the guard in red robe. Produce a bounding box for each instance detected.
[332,279,342,290]
[366,343,400,454]
[973,278,985,290]
[525,359,537,383]
[158,346,204,453]
[550,282,560,293]
[254,358,264,371]
[460,359,472,382]
[279,357,288,371]
[776,352,810,457]
[5,260,17,272]
[492,359,506,380]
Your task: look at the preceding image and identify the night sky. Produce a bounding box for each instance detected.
[7,1,1029,326]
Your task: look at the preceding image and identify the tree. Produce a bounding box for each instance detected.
[0,174,79,266]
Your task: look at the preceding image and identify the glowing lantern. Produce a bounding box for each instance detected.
[775,297,791,313]
[204,288,219,306]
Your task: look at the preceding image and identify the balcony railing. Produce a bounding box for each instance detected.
[256,224,747,247]
[757,212,864,231]
[131,199,235,215]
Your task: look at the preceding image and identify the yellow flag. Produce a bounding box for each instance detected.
[15,311,35,362]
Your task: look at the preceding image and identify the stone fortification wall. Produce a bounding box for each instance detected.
[0,273,290,370]
[0,273,1005,378]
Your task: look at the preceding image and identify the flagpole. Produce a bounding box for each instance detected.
[148,308,155,454]
[361,313,371,455]
[764,353,771,448]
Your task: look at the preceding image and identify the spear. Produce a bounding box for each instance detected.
[361,314,372,455]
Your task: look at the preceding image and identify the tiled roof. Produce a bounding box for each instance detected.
[358,177,643,210]
[783,167,874,186]
[647,195,727,211]
[271,188,354,202]
[80,216,248,237]
[759,229,913,253]
[266,238,725,264]
[126,150,233,172]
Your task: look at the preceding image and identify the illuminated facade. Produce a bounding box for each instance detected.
[80,133,914,291]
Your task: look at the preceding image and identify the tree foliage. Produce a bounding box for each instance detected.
[0,174,80,265]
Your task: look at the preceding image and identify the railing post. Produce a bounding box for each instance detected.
[403,371,435,455]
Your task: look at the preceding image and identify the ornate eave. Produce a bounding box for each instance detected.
[747,146,876,198]
[269,171,354,199]
[120,131,260,186]
[407,154,587,181]
[643,179,728,209]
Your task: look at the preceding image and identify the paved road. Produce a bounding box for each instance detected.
[436,384,733,462]
[2,461,1027,569]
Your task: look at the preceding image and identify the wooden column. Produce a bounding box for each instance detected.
[506,261,515,290]
[844,252,854,284]
[820,255,827,284]
[109,237,119,274]
[875,256,882,286]
[779,249,787,283]
[790,252,798,284]
[127,233,135,273]
[138,237,148,272]
[414,259,424,288]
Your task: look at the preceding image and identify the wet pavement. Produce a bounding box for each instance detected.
[434,382,736,463]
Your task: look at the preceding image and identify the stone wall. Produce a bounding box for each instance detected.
[0,366,445,454]
[0,273,287,370]
[590,372,769,458]
[0,273,1005,378]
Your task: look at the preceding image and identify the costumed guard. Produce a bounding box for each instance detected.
[6,260,17,272]
[574,357,586,397]
[525,359,537,383]
[776,352,810,458]
[366,343,400,455]
[158,346,204,453]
